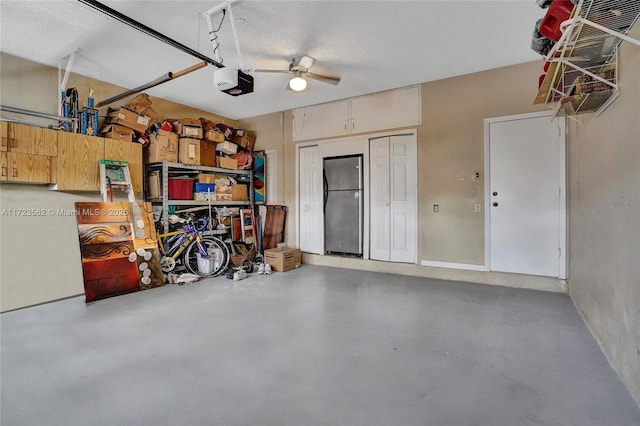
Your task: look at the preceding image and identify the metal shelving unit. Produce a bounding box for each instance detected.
[535,0,640,117]
[145,161,255,232]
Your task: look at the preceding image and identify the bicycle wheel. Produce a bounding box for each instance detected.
[183,236,230,277]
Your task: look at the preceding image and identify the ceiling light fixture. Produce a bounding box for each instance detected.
[289,71,307,91]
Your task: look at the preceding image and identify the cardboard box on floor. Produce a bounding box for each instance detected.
[264,248,302,272]
[146,130,178,163]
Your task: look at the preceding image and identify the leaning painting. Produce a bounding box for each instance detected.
[75,201,164,302]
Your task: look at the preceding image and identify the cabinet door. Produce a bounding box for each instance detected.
[351,86,421,134]
[0,151,7,181]
[56,133,104,190]
[292,100,350,142]
[7,123,58,156]
[104,139,143,193]
[1,121,8,152]
[6,152,55,183]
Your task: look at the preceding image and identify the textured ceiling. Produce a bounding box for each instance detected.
[1,0,544,120]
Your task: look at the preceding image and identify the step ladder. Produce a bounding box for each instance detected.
[99,159,145,239]
[240,209,255,244]
[99,159,136,203]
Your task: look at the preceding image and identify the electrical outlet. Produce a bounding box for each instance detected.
[474,203,482,213]
[433,204,439,213]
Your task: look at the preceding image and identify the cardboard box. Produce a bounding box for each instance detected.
[216,140,239,155]
[232,129,257,152]
[214,123,235,140]
[193,192,216,201]
[175,119,203,139]
[100,124,134,142]
[179,138,200,165]
[232,184,248,201]
[107,107,152,133]
[264,248,302,272]
[197,173,216,184]
[216,156,238,170]
[215,193,232,201]
[200,140,217,167]
[204,130,225,143]
[146,129,178,163]
[147,171,160,199]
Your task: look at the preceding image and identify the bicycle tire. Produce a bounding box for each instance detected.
[183,236,230,277]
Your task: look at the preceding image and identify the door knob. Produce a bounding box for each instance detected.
[493,202,499,207]
[492,192,498,196]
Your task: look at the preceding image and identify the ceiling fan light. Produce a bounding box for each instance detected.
[289,75,307,91]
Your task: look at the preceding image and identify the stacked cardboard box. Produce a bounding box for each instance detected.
[146,130,178,163]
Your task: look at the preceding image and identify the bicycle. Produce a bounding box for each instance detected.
[157,216,229,277]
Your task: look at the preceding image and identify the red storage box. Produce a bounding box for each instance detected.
[168,178,194,200]
[539,0,575,42]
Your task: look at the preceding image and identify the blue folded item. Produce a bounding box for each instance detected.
[194,183,215,193]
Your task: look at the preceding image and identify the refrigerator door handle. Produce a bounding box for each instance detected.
[323,170,329,211]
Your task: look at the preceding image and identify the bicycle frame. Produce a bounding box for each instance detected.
[157,218,209,261]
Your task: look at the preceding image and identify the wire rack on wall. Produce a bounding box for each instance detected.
[534,0,640,117]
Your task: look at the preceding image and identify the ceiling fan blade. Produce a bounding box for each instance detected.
[306,72,341,86]
[253,69,291,74]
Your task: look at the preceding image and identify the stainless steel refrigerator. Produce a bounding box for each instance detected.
[323,155,363,256]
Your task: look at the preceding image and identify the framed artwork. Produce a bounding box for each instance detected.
[75,201,164,302]
[253,151,265,203]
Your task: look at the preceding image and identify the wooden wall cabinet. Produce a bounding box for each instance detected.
[0,122,57,183]
[55,133,143,193]
[104,138,143,193]
[292,86,421,142]
[56,133,104,191]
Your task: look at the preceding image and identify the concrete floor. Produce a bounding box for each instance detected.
[1,265,639,426]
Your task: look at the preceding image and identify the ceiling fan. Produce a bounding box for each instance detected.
[253,56,341,91]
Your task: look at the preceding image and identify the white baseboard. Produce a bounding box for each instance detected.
[421,260,487,271]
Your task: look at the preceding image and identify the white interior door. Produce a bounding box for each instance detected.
[299,145,323,254]
[487,113,566,278]
[369,134,417,263]
[389,135,417,263]
[370,137,391,260]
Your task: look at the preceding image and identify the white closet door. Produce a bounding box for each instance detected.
[369,134,417,263]
[299,145,323,254]
[370,137,391,261]
[389,135,417,263]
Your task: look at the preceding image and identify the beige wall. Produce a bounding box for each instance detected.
[567,24,640,406]
[0,53,237,311]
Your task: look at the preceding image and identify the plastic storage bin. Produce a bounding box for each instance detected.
[168,178,194,200]
[194,183,216,193]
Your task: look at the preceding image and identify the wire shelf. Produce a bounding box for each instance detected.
[534,0,640,116]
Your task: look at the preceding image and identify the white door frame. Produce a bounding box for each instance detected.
[295,129,417,260]
[483,111,567,278]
